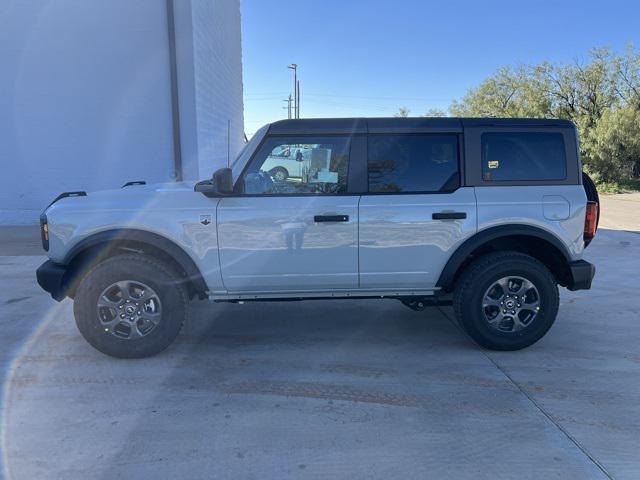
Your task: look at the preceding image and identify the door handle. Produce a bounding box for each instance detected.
[432,212,467,220]
[314,215,349,222]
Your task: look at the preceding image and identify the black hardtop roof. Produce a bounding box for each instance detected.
[267,117,575,135]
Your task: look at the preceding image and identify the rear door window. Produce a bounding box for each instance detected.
[367,134,459,193]
[481,132,566,181]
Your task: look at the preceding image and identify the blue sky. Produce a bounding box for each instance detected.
[241,0,640,135]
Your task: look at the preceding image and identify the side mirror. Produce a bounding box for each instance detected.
[194,167,233,197]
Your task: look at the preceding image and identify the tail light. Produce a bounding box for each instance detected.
[584,201,598,244]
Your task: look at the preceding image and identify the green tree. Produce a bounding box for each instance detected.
[582,106,640,182]
[450,66,550,118]
[424,108,447,117]
[612,45,640,108]
[433,46,640,185]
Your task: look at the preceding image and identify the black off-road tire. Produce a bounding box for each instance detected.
[74,254,188,358]
[453,251,559,351]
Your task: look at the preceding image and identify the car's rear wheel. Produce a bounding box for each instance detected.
[270,167,288,182]
[453,251,559,351]
[74,254,187,358]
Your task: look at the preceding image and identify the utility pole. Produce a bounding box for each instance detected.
[288,63,297,118]
[283,95,292,119]
[296,80,300,118]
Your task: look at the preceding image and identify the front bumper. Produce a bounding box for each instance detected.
[36,260,68,301]
[566,260,596,291]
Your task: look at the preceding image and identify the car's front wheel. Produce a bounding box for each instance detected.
[74,254,188,358]
[453,251,559,351]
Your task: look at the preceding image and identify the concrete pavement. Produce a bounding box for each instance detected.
[0,226,41,257]
[599,192,640,232]
[1,214,639,478]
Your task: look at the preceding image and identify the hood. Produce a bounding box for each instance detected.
[94,181,197,196]
[44,181,200,214]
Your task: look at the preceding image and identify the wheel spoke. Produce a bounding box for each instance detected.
[133,286,154,301]
[143,309,161,319]
[98,282,128,307]
[484,295,503,306]
[486,311,504,325]
[117,281,135,300]
[101,316,122,329]
[97,295,120,309]
[128,323,143,340]
[511,315,528,332]
[140,290,154,301]
[506,277,519,293]
[141,313,160,326]
[516,278,535,296]
[496,277,510,294]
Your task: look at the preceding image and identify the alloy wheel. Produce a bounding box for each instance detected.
[482,276,541,333]
[96,280,162,340]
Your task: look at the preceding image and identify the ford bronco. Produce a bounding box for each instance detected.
[36,118,598,358]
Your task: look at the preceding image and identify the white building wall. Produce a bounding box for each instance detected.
[174,0,245,179]
[0,0,244,224]
[192,0,245,174]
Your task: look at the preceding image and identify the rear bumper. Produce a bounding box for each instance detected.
[36,260,68,301]
[566,260,596,291]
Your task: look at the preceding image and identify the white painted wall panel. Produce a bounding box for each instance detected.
[192,0,245,175]
[0,0,244,224]
[174,0,245,180]
[0,0,175,224]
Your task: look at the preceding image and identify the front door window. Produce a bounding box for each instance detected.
[238,136,350,195]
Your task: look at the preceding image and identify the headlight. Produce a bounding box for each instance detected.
[40,213,49,251]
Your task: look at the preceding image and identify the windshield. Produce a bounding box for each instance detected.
[231,124,269,180]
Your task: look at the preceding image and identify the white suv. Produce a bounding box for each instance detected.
[36,117,598,358]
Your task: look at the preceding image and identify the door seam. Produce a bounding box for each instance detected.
[357,195,362,288]
[214,198,228,292]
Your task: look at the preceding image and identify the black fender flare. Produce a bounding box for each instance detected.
[62,229,208,296]
[436,225,572,290]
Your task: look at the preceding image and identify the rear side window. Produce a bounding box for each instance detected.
[368,134,459,193]
[481,132,566,181]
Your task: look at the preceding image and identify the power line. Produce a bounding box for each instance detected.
[244,91,289,96]
[245,93,453,103]
[245,97,288,102]
[245,91,453,101]
[304,92,454,102]
[301,98,391,111]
